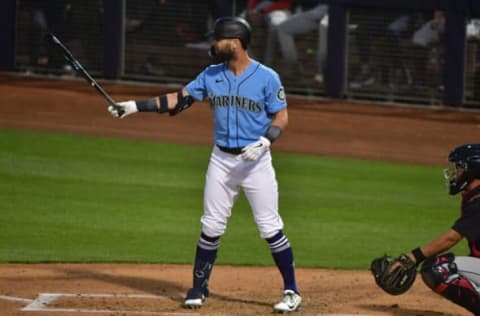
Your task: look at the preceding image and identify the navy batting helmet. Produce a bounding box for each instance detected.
[444,144,480,194]
[208,17,251,48]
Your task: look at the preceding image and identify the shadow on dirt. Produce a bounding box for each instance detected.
[359,303,457,316]
[209,293,272,308]
[61,267,186,302]
[60,267,271,307]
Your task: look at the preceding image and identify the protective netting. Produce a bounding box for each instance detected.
[347,8,446,104]
[465,20,480,105]
[12,1,480,106]
[15,0,103,74]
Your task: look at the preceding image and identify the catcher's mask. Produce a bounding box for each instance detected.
[207,16,251,55]
[444,144,480,195]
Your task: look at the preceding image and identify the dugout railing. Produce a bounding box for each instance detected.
[1,0,479,108]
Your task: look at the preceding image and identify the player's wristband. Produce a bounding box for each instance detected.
[265,125,282,143]
[136,96,169,113]
[411,247,426,264]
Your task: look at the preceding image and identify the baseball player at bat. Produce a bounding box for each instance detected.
[109,17,301,312]
[371,144,480,315]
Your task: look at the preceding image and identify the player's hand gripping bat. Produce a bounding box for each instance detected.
[47,33,124,117]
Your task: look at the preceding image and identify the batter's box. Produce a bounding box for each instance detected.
[22,293,198,315]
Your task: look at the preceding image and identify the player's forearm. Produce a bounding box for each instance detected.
[165,88,190,111]
[134,88,193,116]
[133,89,183,111]
[264,109,288,144]
[423,230,462,255]
[271,108,288,130]
[411,229,462,262]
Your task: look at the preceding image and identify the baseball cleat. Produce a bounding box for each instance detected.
[273,289,302,313]
[183,288,208,309]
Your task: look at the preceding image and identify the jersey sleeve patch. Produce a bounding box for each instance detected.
[276,86,286,102]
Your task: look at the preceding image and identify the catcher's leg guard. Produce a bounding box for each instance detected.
[421,253,480,315]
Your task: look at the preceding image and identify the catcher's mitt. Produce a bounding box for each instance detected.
[370,254,416,295]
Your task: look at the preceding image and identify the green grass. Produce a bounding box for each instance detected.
[0,129,467,268]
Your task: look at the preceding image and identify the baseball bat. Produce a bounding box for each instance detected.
[47,33,124,116]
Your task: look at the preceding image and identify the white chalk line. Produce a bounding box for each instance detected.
[0,295,33,303]
[0,293,372,315]
[19,293,197,315]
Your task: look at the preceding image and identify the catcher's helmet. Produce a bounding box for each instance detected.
[207,17,251,48]
[444,144,480,195]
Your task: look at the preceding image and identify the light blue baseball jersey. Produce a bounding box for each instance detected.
[185,60,287,148]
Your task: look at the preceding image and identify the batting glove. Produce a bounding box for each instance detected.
[241,136,271,161]
[108,100,138,118]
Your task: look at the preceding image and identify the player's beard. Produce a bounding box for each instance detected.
[210,44,235,63]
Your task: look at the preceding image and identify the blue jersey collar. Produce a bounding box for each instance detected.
[223,59,259,80]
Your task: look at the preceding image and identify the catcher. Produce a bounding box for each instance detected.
[371,144,480,315]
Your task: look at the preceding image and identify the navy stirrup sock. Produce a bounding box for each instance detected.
[192,232,220,290]
[267,231,298,293]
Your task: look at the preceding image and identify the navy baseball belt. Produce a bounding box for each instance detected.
[217,145,244,155]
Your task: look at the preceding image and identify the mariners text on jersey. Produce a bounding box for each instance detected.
[185,60,286,148]
[208,95,262,113]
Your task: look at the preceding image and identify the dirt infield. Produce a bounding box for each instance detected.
[0,264,471,316]
[1,74,478,315]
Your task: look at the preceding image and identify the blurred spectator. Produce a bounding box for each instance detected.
[349,12,419,89]
[469,19,480,100]
[274,0,328,82]
[125,1,159,33]
[67,0,103,69]
[247,0,293,66]
[128,1,210,45]
[467,19,480,42]
[185,1,247,50]
[127,1,212,75]
[211,0,247,20]
[409,11,445,89]
[412,11,445,47]
[27,0,69,70]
